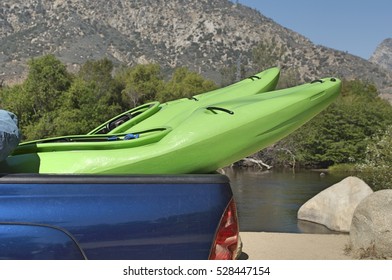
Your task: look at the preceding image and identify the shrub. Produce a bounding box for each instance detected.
[356,126,392,191]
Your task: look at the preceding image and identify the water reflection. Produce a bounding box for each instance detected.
[225,168,346,234]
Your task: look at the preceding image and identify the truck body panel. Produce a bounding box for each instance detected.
[0,174,233,260]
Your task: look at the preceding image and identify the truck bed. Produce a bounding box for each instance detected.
[0,173,236,260]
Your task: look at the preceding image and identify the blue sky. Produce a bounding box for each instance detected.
[237,0,391,59]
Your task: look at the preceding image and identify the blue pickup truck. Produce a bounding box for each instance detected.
[0,173,239,260]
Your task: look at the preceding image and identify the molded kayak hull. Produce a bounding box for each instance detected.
[1,78,341,174]
[88,67,280,135]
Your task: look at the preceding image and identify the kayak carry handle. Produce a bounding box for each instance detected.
[311,79,324,84]
[248,75,261,81]
[206,107,234,115]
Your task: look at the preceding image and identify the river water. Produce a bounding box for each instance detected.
[224,168,347,234]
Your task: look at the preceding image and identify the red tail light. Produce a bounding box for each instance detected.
[209,198,239,260]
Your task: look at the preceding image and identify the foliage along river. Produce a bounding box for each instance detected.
[225,168,347,234]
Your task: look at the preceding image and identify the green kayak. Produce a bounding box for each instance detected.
[1,78,341,174]
[88,67,280,134]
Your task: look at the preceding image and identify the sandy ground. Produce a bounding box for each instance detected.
[239,232,352,260]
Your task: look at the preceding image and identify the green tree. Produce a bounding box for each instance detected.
[53,78,121,135]
[1,57,126,140]
[159,67,217,102]
[23,54,72,120]
[116,64,164,108]
[78,58,122,106]
[0,55,72,140]
[0,85,28,123]
[53,59,123,135]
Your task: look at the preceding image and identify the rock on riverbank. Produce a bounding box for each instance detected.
[350,189,392,259]
[297,176,373,232]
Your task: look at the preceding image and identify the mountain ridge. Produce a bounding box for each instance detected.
[370,38,392,72]
[1,0,391,93]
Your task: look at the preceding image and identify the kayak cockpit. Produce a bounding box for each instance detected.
[87,101,161,135]
[12,127,172,155]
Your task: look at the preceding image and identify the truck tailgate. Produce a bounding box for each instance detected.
[0,174,233,260]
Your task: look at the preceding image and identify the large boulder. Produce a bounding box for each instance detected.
[298,176,373,232]
[350,190,392,259]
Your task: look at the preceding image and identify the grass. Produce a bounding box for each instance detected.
[328,163,358,173]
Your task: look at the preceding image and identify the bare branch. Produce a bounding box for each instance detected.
[242,157,273,170]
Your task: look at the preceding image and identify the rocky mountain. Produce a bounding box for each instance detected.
[370,38,392,72]
[370,38,392,99]
[1,0,392,93]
